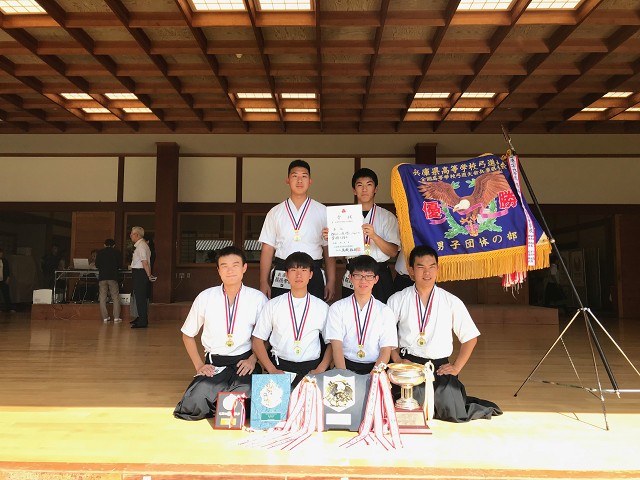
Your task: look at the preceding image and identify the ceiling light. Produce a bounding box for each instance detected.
[581,107,606,112]
[527,1,581,9]
[281,93,316,99]
[461,92,496,98]
[626,108,640,112]
[258,0,312,11]
[415,93,450,99]
[189,0,246,11]
[285,108,317,113]
[82,108,110,114]
[123,108,152,113]
[0,0,45,14]
[61,93,92,100]
[105,93,138,100]
[451,107,482,112]
[603,92,633,98]
[237,93,273,99]
[457,1,512,11]
[408,108,441,112]
[244,108,277,113]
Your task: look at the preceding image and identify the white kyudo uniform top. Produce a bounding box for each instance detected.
[387,285,480,360]
[394,249,409,276]
[325,295,398,363]
[252,292,329,363]
[347,205,400,262]
[181,284,268,356]
[259,198,328,260]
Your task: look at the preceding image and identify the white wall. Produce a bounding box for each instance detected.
[2,134,640,204]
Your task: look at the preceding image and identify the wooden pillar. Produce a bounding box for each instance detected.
[414,143,437,165]
[614,214,640,319]
[154,142,180,303]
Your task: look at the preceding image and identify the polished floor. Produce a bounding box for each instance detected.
[1,307,639,479]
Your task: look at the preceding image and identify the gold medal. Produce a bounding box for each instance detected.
[294,230,301,241]
[294,345,302,355]
[357,348,365,359]
[364,244,371,255]
[226,334,234,347]
[417,335,426,347]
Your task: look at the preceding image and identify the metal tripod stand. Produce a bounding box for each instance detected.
[502,126,640,430]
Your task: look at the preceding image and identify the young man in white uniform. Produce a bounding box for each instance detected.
[174,246,268,421]
[259,159,336,301]
[252,251,332,388]
[326,255,398,375]
[387,245,502,422]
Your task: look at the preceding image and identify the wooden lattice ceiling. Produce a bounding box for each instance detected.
[0,0,639,134]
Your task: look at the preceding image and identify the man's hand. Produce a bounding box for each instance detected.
[236,357,256,376]
[321,227,329,241]
[361,223,377,239]
[259,282,272,299]
[436,362,461,376]
[324,283,335,302]
[309,365,327,375]
[196,364,216,377]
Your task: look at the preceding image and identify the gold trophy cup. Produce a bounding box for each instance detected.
[387,363,431,434]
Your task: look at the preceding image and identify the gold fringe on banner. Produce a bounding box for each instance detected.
[391,164,552,282]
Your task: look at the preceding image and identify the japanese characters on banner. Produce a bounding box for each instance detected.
[391,153,551,282]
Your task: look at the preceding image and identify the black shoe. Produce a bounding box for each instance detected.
[131,323,148,329]
[129,319,137,324]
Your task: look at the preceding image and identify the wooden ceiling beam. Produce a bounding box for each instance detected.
[316,2,323,132]
[358,0,389,132]
[103,0,212,131]
[173,0,248,130]
[244,0,285,131]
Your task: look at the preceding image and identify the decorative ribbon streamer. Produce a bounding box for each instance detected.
[422,361,435,422]
[341,364,403,450]
[240,376,323,450]
[229,393,247,429]
[508,154,536,267]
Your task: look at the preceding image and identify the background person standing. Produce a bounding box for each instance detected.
[96,239,121,323]
[129,226,154,329]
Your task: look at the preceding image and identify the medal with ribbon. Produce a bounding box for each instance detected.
[352,294,373,359]
[285,197,311,242]
[223,285,241,347]
[288,292,310,355]
[363,204,377,256]
[415,286,435,347]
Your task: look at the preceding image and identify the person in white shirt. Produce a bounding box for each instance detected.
[252,251,332,388]
[129,226,154,328]
[323,168,400,303]
[326,255,398,375]
[392,249,414,292]
[387,245,502,422]
[174,246,268,421]
[258,159,336,301]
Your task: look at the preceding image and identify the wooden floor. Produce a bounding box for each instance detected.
[1,308,639,480]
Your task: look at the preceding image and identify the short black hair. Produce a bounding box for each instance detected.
[409,245,439,267]
[285,251,314,270]
[352,168,379,188]
[104,239,115,247]
[347,255,379,275]
[216,246,247,266]
[288,159,311,176]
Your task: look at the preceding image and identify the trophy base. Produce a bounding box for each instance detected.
[395,407,431,434]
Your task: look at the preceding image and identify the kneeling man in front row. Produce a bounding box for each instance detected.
[252,251,333,388]
[387,245,502,422]
[174,246,268,420]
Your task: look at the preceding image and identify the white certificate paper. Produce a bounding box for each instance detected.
[327,204,364,257]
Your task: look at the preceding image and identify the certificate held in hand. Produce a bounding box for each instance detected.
[327,204,364,258]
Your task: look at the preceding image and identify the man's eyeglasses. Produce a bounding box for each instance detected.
[351,273,376,281]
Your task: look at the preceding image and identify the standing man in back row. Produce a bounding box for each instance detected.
[259,159,336,301]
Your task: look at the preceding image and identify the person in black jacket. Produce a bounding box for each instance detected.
[0,248,15,313]
[95,239,121,323]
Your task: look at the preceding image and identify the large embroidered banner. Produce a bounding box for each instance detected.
[391,154,551,282]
